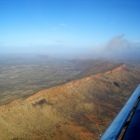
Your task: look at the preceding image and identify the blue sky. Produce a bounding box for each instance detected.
[0,0,140,54]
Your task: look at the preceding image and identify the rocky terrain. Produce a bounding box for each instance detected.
[0,64,140,140]
[0,57,118,105]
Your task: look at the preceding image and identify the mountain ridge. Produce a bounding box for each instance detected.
[0,64,140,140]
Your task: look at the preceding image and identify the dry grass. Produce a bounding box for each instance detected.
[0,64,140,140]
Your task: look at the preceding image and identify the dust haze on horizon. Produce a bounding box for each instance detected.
[0,1,140,140]
[1,35,140,62]
[0,0,140,61]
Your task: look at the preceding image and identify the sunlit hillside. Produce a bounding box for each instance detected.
[0,64,140,140]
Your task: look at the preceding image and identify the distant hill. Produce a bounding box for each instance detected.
[0,64,140,140]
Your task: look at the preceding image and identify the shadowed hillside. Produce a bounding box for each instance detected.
[0,64,140,140]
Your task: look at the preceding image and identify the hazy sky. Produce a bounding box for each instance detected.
[0,0,140,54]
